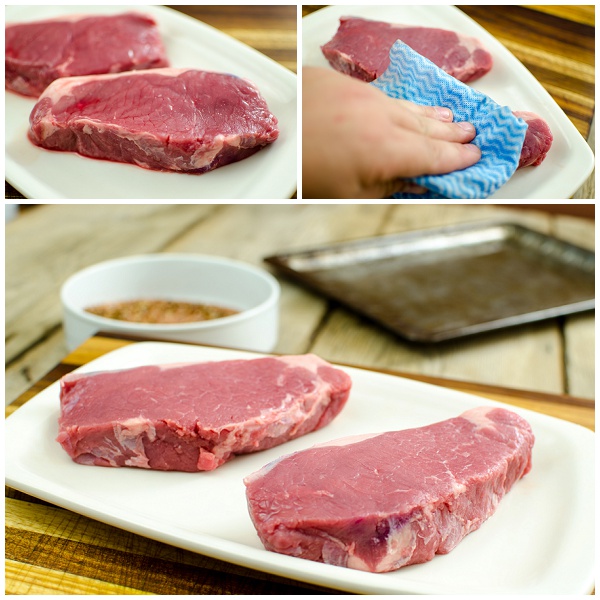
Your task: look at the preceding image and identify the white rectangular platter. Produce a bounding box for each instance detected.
[5,342,595,594]
[303,5,594,199]
[5,5,297,199]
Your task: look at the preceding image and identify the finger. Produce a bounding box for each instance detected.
[416,139,482,176]
[381,132,482,180]
[403,117,477,143]
[398,101,454,122]
[418,119,477,143]
[389,103,477,143]
[386,96,453,121]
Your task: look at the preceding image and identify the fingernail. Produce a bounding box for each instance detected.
[435,107,452,120]
[464,143,481,154]
[457,122,475,133]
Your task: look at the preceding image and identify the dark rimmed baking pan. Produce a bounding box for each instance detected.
[264,221,595,342]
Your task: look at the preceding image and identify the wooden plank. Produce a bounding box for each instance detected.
[165,5,297,73]
[551,213,595,398]
[311,307,568,395]
[5,329,67,410]
[5,560,151,595]
[6,496,229,567]
[372,368,595,430]
[563,313,595,399]
[5,496,338,595]
[526,5,595,26]
[572,114,595,200]
[457,5,594,138]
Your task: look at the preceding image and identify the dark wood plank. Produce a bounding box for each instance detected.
[167,5,297,73]
[7,451,338,595]
[457,5,594,138]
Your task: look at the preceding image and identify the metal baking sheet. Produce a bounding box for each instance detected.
[264,221,595,342]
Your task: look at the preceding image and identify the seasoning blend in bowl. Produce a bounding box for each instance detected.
[85,299,239,324]
[61,254,280,352]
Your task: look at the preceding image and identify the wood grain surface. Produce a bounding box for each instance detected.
[166,5,297,73]
[6,204,595,408]
[5,333,594,594]
[457,5,594,139]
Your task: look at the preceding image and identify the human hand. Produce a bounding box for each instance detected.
[302,67,481,199]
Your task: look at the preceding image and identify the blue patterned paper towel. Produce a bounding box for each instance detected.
[371,41,528,199]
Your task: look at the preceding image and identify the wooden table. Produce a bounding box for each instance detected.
[4,5,297,200]
[7,203,595,404]
[302,5,595,199]
[5,203,595,593]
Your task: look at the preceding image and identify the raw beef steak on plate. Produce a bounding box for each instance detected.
[321,16,493,83]
[28,68,279,174]
[57,354,351,472]
[5,12,168,97]
[245,406,534,572]
[514,111,554,168]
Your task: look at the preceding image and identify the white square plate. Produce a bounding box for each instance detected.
[5,5,297,199]
[302,5,594,199]
[5,342,595,594]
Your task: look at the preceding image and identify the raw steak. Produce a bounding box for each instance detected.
[28,68,279,173]
[321,16,493,83]
[245,406,534,572]
[514,111,553,168]
[5,12,168,97]
[57,354,352,472]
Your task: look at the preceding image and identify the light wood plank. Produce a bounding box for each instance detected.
[6,497,200,569]
[5,495,307,581]
[552,213,595,398]
[5,559,152,595]
[563,313,595,399]
[5,330,67,407]
[527,5,595,26]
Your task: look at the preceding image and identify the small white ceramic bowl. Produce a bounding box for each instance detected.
[61,253,280,352]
